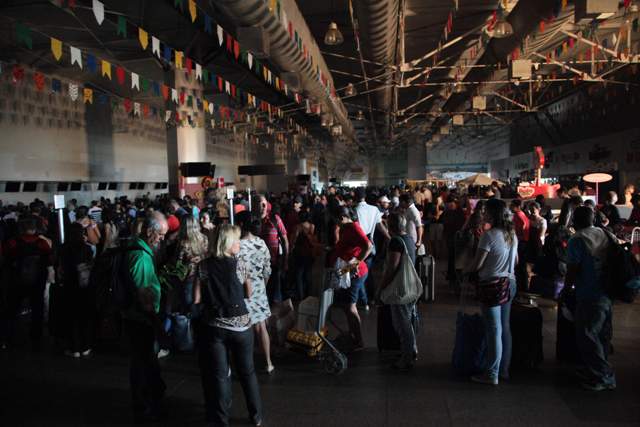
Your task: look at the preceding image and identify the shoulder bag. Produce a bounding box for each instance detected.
[379,237,423,305]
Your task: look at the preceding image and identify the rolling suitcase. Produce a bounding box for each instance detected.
[452,311,486,376]
[556,287,580,363]
[510,302,544,369]
[417,255,435,302]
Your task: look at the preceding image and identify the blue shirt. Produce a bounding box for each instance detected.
[567,229,609,302]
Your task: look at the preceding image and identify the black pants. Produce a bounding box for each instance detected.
[65,287,94,353]
[124,319,166,418]
[195,322,262,427]
[5,280,46,344]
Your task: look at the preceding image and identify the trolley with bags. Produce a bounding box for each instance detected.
[285,264,349,375]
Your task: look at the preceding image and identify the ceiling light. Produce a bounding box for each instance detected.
[493,19,514,38]
[344,83,357,97]
[356,110,365,121]
[324,22,344,46]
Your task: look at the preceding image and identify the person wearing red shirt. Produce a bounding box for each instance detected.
[3,216,53,349]
[328,207,372,349]
[258,196,289,303]
[510,199,530,291]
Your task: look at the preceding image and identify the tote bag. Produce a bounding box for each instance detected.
[379,238,423,305]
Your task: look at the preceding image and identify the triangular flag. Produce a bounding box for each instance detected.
[153,82,160,96]
[124,98,132,113]
[92,0,104,25]
[117,16,127,38]
[203,100,209,113]
[175,51,183,68]
[152,36,160,57]
[164,46,172,62]
[247,52,253,69]
[139,28,149,50]
[134,102,141,117]
[204,15,213,34]
[11,65,24,84]
[174,0,183,9]
[51,38,63,61]
[217,25,224,45]
[70,46,83,69]
[52,78,62,93]
[188,0,197,22]
[226,34,233,52]
[33,72,45,91]
[69,83,79,101]
[196,63,202,80]
[116,66,125,85]
[101,60,111,79]
[171,88,178,103]
[179,91,186,105]
[141,77,149,92]
[225,80,231,94]
[86,54,97,73]
[165,110,172,122]
[16,23,32,50]
[162,84,169,100]
[131,73,140,90]
[83,88,93,104]
[186,57,193,74]
[208,102,214,114]
[233,40,240,59]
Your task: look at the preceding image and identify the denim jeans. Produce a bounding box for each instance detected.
[390,303,418,363]
[575,297,616,386]
[481,278,517,380]
[346,273,368,305]
[195,323,262,426]
[124,319,166,417]
[294,255,313,301]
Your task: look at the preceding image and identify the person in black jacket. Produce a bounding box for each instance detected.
[194,224,262,427]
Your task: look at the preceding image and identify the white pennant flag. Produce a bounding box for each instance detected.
[70,46,82,69]
[225,80,231,94]
[217,25,224,46]
[267,70,272,83]
[93,0,105,25]
[68,83,79,101]
[281,10,288,31]
[247,53,253,69]
[131,72,140,90]
[284,84,288,96]
[134,102,141,117]
[171,88,178,103]
[195,63,202,81]
[152,36,160,57]
[208,103,214,114]
[165,110,172,122]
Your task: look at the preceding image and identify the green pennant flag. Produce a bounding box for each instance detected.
[141,76,149,92]
[203,69,209,83]
[187,95,193,107]
[174,0,183,10]
[254,59,261,75]
[16,23,32,49]
[117,16,127,38]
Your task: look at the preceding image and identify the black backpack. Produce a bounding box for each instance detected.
[12,238,47,287]
[92,244,144,313]
[604,233,640,303]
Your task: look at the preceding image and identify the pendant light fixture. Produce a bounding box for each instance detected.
[490,4,513,39]
[324,22,344,46]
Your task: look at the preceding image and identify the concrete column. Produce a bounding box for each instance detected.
[175,70,207,165]
[407,136,426,180]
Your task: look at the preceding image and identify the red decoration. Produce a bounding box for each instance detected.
[116,66,126,85]
[233,40,240,59]
[217,77,223,92]
[33,72,45,91]
[143,104,150,117]
[179,91,185,105]
[124,98,132,113]
[185,58,192,74]
[161,84,169,100]
[226,34,232,52]
[12,65,25,84]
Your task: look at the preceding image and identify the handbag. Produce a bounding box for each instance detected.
[379,237,423,305]
[327,258,351,289]
[76,262,92,289]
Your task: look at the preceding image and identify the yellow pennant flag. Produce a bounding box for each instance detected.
[269,0,276,12]
[139,28,149,50]
[51,37,62,61]
[101,60,112,79]
[175,51,184,69]
[203,100,209,114]
[83,88,93,104]
[189,0,197,22]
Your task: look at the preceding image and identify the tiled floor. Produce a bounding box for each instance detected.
[1,262,640,426]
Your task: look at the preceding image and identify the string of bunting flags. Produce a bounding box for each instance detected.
[12,20,309,137]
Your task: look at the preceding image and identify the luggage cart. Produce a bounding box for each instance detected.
[286,268,348,375]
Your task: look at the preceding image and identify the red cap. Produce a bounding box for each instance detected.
[167,215,180,233]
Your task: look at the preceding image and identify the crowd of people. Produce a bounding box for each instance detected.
[0,179,635,424]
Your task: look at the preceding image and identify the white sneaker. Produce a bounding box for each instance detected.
[81,349,92,357]
[157,349,170,359]
[471,374,498,385]
[64,350,81,358]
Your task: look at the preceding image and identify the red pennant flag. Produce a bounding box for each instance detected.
[539,21,545,32]
[12,65,25,84]
[488,11,497,31]
[447,12,453,32]
[143,104,150,117]
[226,34,233,52]
[233,40,240,59]
[186,58,192,74]
[569,37,574,49]
[217,77,223,92]
[231,84,236,98]
[116,66,126,85]
[179,91,185,105]
[124,98,132,113]
[33,72,45,91]
[288,22,293,38]
[161,84,169,100]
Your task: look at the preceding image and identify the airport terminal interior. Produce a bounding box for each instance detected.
[1,0,640,425]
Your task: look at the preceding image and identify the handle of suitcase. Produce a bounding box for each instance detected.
[418,255,435,302]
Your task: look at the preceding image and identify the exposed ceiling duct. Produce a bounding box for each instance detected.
[214,0,354,139]
[352,0,400,143]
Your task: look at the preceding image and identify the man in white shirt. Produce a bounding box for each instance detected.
[399,193,423,250]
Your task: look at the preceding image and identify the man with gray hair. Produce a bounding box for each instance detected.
[124,211,168,423]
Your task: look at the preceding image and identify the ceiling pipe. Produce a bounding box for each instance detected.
[214,0,354,139]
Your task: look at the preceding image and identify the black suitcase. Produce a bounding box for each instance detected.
[510,302,544,369]
[377,304,401,352]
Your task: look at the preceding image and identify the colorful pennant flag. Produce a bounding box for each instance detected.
[16,23,32,49]
[83,87,93,104]
[117,16,127,37]
[175,51,183,68]
[70,46,82,69]
[51,37,63,61]
[152,36,160,57]
[101,60,111,79]
[188,0,197,22]
[86,54,97,73]
[139,28,149,50]
[116,65,125,85]
[33,72,45,91]
[92,0,104,25]
[69,83,79,101]
[131,72,140,90]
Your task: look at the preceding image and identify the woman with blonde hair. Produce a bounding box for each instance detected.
[194,224,262,426]
[175,215,209,312]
